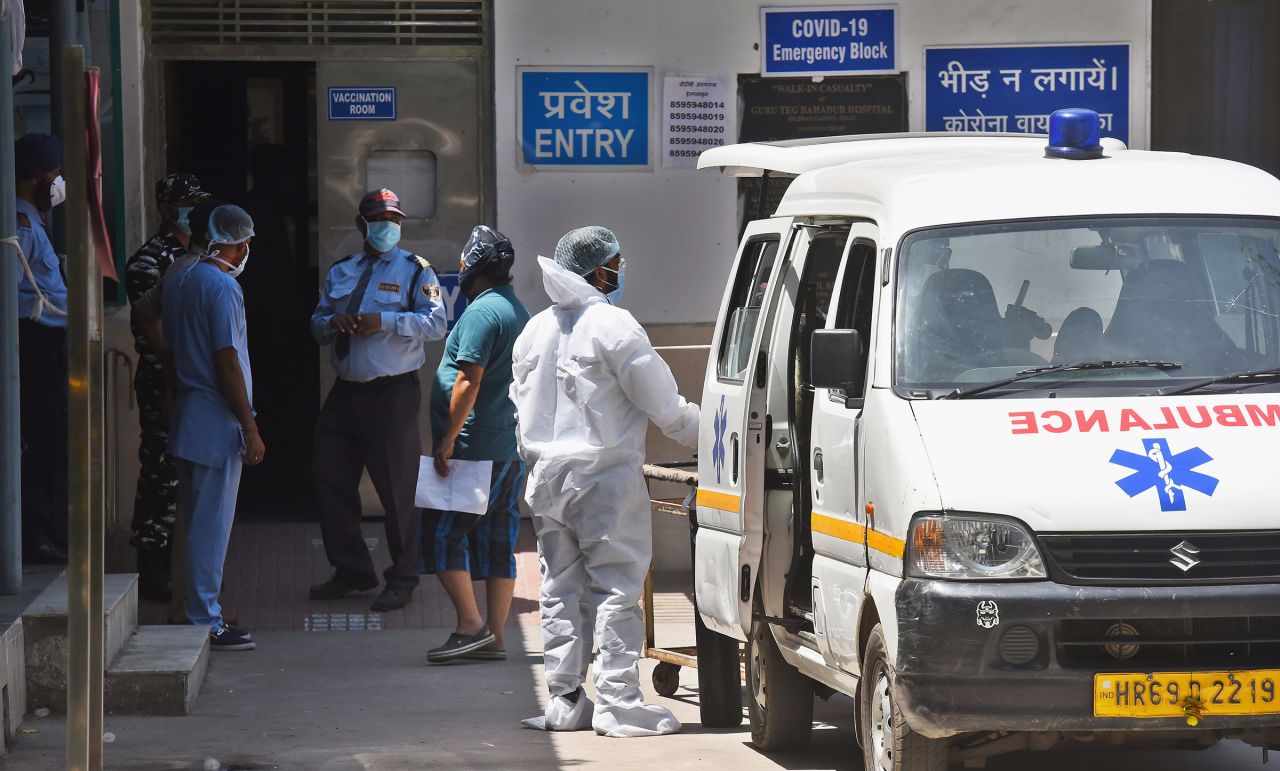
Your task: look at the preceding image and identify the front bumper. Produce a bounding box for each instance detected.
[894,578,1280,736]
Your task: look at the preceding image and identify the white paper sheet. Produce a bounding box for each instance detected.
[415,457,493,515]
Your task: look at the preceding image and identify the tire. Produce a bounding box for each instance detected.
[859,624,949,771]
[694,608,744,727]
[653,662,681,697]
[746,617,814,751]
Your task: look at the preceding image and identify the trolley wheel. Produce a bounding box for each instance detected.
[695,608,744,727]
[652,662,681,697]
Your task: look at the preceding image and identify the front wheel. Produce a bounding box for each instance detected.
[746,617,814,751]
[859,624,949,771]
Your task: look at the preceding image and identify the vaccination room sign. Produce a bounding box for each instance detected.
[760,5,897,76]
[518,68,651,169]
[327,87,397,120]
[925,44,1131,143]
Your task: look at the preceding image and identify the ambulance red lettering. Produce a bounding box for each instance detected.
[1076,409,1109,432]
[1042,410,1070,433]
[1214,404,1247,427]
[1007,403,1280,434]
[1178,405,1212,428]
[1247,403,1280,426]
[1010,411,1037,435]
[1119,409,1150,432]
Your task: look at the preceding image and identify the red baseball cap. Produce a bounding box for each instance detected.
[359,188,406,218]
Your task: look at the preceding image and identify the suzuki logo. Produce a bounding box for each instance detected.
[1169,540,1202,572]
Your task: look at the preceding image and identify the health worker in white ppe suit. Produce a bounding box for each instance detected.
[513,226,700,738]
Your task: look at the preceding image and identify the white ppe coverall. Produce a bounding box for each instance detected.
[513,257,700,737]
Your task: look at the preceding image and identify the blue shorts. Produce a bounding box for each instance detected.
[420,460,525,580]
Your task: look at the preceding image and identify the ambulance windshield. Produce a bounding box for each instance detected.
[896,217,1280,398]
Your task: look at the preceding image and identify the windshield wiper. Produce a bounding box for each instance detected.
[937,360,1183,400]
[1156,366,1280,396]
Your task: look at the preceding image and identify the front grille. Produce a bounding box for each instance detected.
[1039,531,1280,585]
[150,0,485,47]
[1059,616,1280,669]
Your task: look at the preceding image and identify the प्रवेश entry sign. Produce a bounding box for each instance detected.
[761,5,897,77]
[519,68,651,168]
[328,87,397,120]
[924,44,1130,143]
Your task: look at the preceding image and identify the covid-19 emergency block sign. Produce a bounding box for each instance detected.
[925,44,1130,143]
[327,87,397,121]
[761,5,897,77]
[518,68,651,169]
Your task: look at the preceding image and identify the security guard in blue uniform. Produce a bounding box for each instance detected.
[14,133,69,563]
[309,189,448,611]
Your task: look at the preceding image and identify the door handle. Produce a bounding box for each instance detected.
[813,448,824,483]
[731,433,740,483]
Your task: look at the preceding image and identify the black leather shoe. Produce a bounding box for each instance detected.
[309,574,379,600]
[371,585,414,611]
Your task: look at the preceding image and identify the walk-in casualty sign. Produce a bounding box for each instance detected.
[761,5,897,77]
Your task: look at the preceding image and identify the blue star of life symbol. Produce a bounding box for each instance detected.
[1109,438,1219,512]
[711,395,728,484]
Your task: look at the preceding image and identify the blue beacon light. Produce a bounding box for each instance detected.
[1044,108,1104,160]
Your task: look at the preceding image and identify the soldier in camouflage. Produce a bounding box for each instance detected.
[125,173,210,602]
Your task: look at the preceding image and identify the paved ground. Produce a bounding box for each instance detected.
[1,520,1274,769]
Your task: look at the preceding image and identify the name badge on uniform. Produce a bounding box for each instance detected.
[378,282,401,293]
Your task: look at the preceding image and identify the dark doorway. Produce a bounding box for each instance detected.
[167,60,320,520]
[1152,0,1280,176]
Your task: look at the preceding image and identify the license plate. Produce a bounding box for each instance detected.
[1094,669,1280,718]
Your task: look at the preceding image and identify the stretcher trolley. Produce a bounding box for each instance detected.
[641,463,745,728]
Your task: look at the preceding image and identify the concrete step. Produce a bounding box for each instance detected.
[21,574,139,714]
[105,626,210,716]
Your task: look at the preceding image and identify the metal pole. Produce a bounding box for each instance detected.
[49,0,75,254]
[0,14,21,595]
[64,44,101,771]
[87,66,106,766]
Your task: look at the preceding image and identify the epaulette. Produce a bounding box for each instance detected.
[333,254,358,267]
[409,253,431,270]
[16,212,30,228]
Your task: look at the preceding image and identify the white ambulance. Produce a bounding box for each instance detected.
[689,110,1280,768]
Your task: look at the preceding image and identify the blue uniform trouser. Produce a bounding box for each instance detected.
[176,456,242,629]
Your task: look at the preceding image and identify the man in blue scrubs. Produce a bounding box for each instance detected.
[309,189,448,611]
[162,204,259,651]
[14,133,69,563]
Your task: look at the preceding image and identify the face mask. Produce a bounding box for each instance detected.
[364,219,401,254]
[205,245,249,279]
[46,175,66,209]
[602,261,625,304]
[175,206,194,235]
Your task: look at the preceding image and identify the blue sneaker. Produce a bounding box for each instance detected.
[210,623,255,651]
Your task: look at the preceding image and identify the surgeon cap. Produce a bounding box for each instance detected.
[461,224,516,281]
[205,204,255,246]
[553,226,620,276]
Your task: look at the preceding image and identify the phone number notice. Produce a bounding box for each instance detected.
[661,75,733,168]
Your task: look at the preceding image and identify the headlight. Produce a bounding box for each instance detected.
[906,513,1047,580]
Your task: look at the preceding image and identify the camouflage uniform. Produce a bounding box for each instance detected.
[125,227,187,549]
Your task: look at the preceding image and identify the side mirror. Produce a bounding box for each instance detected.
[810,328,864,393]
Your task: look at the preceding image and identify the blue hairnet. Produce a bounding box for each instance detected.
[461,224,515,281]
[553,226,620,276]
[205,204,255,246]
